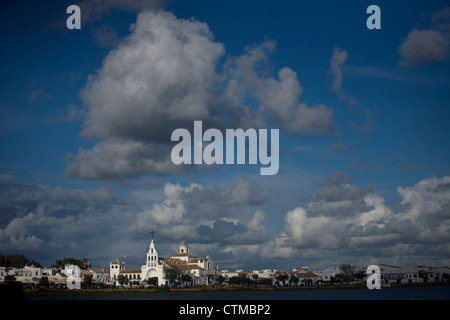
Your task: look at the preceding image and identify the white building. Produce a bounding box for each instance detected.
[0,265,42,286]
[140,236,162,285]
[379,264,442,284]
[110,260,125,281]
[90,268,111,284]
[17,265,42,285]
[432,266,450,282]
[110,237,219,287]
[316,266,340,284]
[376,264,450,284]
[252,269,278,279]
[379,264,418,284]
[220,270,240,279]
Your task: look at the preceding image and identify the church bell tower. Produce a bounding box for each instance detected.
[179,240,189,254]
[146,231,159,268]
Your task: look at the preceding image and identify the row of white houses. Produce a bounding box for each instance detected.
[0,238,220,288]
[2,241,449,289]
[220,264,450,287]
[2,264,449,288]
[378,264,450,284]
[0,265,110,287]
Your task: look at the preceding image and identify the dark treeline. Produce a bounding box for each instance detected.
[0,253,41,268]
[0,253,92,270]
[51,257,90,270]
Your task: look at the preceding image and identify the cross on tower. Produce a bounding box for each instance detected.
[150,230,155,239]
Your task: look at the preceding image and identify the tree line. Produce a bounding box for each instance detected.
[0,253,41,268]
[0,253,91,270]
[51,257,90,270]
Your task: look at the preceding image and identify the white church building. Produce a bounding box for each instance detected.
[110,236,219,287]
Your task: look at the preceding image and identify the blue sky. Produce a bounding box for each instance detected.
[1,0,450,271]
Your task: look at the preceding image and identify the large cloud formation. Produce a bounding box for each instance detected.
[66,10,335,180]
[0,183,124,260]
[216,174,450,268]
[272,174,450,267]
[1,174,449,269]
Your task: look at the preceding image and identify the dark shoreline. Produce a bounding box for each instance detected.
[23,282,449,296]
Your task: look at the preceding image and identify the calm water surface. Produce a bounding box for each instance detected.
[27,285,450,300]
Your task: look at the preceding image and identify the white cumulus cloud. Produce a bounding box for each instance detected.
[398,6,450,66]
[68,10,335,180]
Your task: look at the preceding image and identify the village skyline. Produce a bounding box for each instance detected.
[2,248,450,291]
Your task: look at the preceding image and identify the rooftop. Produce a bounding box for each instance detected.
[120,269,141,274]
[171,253,198,258]
[168,264,204,270]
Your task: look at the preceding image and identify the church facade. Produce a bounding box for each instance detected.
[110,237,219,287]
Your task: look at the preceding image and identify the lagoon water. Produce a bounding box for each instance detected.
[27,285,450,300]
